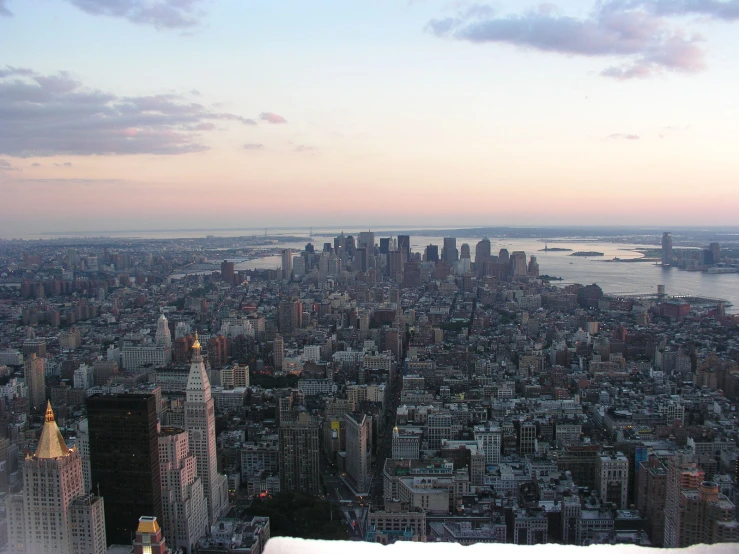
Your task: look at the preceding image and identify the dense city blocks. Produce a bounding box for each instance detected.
[0,228,737,552]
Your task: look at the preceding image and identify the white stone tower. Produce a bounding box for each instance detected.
[156,313,172,347]
[8,402,106,554]
[184,334,228,525]
[159,427,208,553]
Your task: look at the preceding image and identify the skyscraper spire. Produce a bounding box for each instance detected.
[35,401,70,459]
[186,334,210,404]
[185,331,227,525]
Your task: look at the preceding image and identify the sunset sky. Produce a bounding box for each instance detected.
[1,0,739,236]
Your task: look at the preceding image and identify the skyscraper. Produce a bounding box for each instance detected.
[387,250,404,282]
[220,260,235,285]
[709,242,721,264]
[358,231,375,250]
[397,234,411,261]
[274,334,285,370]
[345,235,356,257]
[184,335,228,525]
[278,412,320,495]
[88,393,162,545]
[76,417,92,493]
[278,297,302,335]
[281,249,293,280]
[425,244,439,263]
[7,402,107,554]
[663,452,739,547]
[475,238,491,264]
[24,353,45,411]
[498,248,510,269]
[333,232,345,253]
[528,255,540,277]
[158,427,208,553]
[355,247,368,272]
[442,237,458,264]
[510,251,528,276]
[155,313,172,348]
[345,412,372,493]
[460,243,471,259]
[662,232,673,266]
[595,452,629,509]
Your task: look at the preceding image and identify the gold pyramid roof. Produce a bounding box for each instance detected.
[34,401,70,459]
[137,516,160,535]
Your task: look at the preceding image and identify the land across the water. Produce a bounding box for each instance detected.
[539,247,572,252]
[571,251,604,257]
[605,257,661,263]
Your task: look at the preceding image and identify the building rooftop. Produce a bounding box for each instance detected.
[34,401,71,459]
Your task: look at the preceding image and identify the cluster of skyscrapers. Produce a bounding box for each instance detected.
[280,233,539,286]
[6,325,228,553]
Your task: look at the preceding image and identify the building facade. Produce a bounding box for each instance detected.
[184,335,229,526]
[158,427,208,554]
[345,412,372,493]
[278,413,320,495]
[87,393,163,545]
[23,353,45,411]
[595,452,629,509]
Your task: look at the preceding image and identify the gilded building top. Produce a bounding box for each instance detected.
[137,516,160,535]
[34,401,70,459]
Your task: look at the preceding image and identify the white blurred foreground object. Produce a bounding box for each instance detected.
[265,538,738,554]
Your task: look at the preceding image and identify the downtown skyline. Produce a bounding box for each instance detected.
[2,0,739,236]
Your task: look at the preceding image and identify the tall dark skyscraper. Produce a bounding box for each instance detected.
[387,250,404,282]
[442,237,458,264]
[425,244,439,262]
[397,235,411,261]
[498,248,510,267]
[220,260,234,285]
[355,247,368,272]
[475,238,492,277]
[662,232,673,266]
[379,237,391,255]
[87,393,162,545]
[345,235,356,257]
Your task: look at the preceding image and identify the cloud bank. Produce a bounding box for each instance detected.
[425,0,734,78]
[65,0,208,29]
[0,67,257,157]
[0,0,11,17]
[0,159,19,171]
[624,0,739,20]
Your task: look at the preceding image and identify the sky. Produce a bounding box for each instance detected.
[1,0,739,236]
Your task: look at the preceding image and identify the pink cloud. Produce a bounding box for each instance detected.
[260,112,287,124]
